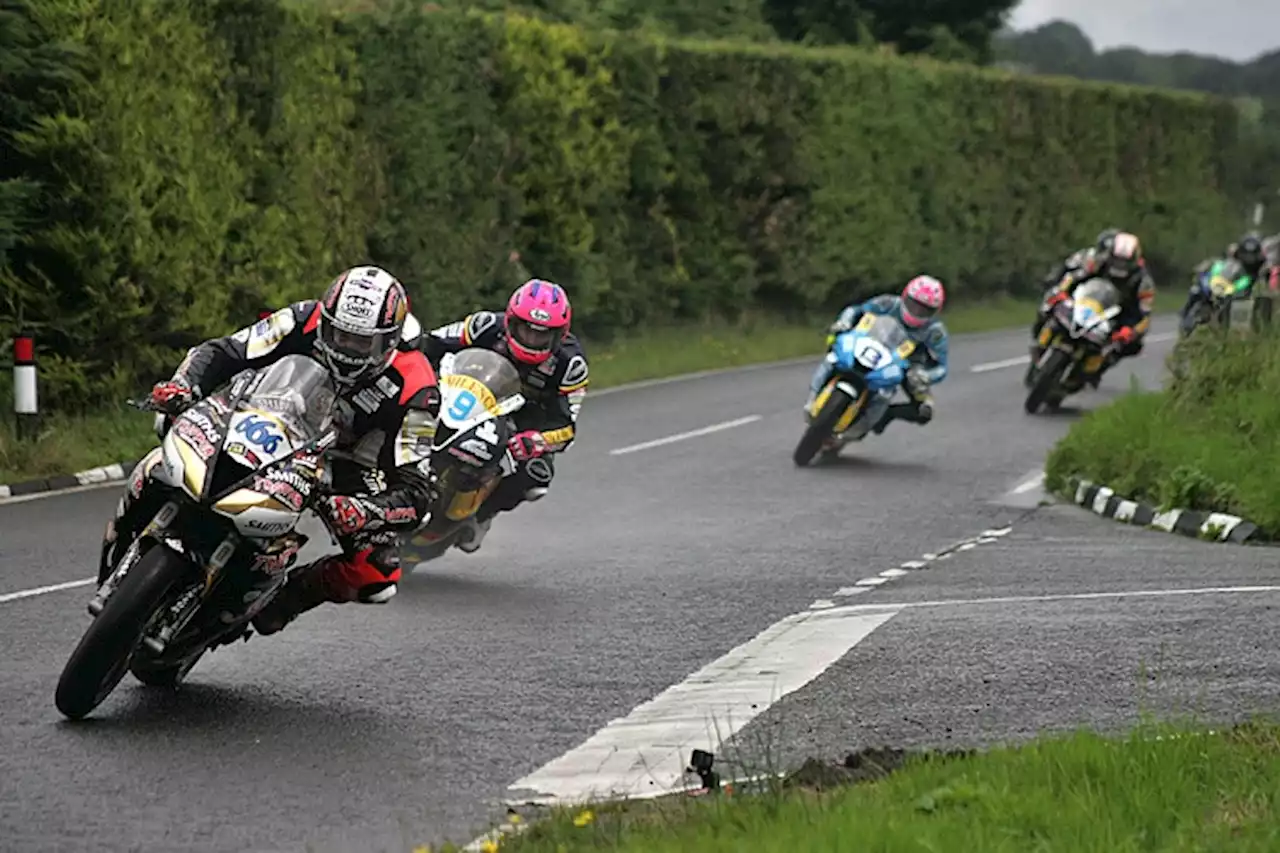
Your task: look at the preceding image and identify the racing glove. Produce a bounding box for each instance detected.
[508,430,548,461]
[1044,290,1070,309]
[322,495,372,536]
[1111,326,1136,345]
[149,377,195,413]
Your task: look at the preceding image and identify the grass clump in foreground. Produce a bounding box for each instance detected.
[481,722,1280,853]
[1044,329,1280,536]
[0,296,1038,483]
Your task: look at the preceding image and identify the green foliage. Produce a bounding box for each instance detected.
[0,0,86,320]
[0,2,1262,411]
[766,0,1018,63]
[1046,329,1280,535]
[7,0,370,407]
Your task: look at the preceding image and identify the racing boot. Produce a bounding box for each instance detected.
[251,556,352,636]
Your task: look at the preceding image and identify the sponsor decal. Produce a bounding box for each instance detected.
[174,418,217,459]
[252,476,305,512]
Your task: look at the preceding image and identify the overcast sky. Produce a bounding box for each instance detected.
[1008,0,1280,62]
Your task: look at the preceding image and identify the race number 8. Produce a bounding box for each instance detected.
[447,390,478,421]
[855,341,883,368]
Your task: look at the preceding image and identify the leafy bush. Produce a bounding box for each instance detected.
[0,1,1255,409]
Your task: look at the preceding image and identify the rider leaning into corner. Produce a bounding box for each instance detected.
[1181,233,1272,331]
[805,275,950,436]
[100,266,443,636]
[1039,227,1122,294]
[421,277,588,554]
[1030,230,1156,387]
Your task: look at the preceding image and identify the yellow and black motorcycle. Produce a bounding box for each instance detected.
[401,348,527,563]
[1024,278,1122,414]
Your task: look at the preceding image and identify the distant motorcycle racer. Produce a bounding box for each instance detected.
[1029,231,1155,386]
[422,278,588,554]
[805,275,950,436]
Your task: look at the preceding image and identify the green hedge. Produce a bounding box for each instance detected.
[1045,331,1280,536]
[0,0,1252,409]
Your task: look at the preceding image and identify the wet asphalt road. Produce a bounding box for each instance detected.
[2,319,1276,852]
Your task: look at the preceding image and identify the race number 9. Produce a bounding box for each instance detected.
[447,390,478,421]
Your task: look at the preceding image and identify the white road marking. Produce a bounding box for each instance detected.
[1011,471,1046,494]
[829,584,1280,614]
[0,577,94,604]
[969,331,1177,374]
[970,355,1031,373]
[609,415,762,456]
[504,606,900,806]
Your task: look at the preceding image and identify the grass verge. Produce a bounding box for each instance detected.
[1044,329,1280,536]
[453,721,1280,852]
[0,295,1038,483]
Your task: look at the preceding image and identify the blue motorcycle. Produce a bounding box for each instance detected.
[793,313,918,466]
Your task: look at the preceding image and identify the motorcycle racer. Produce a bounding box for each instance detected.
[1039,227,1122,293]
[99,266,441,636]
[1180,234,1271,334]
[421,278,587,554]
[804,275,950,435]
[1030,231,1155,386]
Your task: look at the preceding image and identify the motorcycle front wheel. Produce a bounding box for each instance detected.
[1024,349,1071,415]
[55,544,189,720]
[793,387,857,467]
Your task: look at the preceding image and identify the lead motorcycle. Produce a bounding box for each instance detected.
[55,354,341,720]
[793,313,921,467]
[400,348,527,563]
[1024,277,1122,414]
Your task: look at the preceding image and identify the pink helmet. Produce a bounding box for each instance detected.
[901,275,945,328]
[505,278,572,365]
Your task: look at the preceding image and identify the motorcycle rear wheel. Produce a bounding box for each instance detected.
[793,387,856,467]
[55,545,189,720]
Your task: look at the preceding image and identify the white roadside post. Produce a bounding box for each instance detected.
[13,332,38,441]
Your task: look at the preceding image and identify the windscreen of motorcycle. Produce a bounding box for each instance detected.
[1070,279,1120,329]
[841,314,913,371]
[242,355,338,443]
[439,348,523,430]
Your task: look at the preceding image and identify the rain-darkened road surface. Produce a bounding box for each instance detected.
[3,320,1276,852]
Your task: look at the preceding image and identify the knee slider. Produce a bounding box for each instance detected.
[525,457,554,486]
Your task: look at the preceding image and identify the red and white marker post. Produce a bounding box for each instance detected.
[13,332,38,440]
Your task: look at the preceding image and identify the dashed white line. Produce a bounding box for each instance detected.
[609,415,762,456]
[839,525,1013,596]
[970,355,1031,373]
[0,577,94,604]
[968,331,1177,374]
[823,584,1280,613]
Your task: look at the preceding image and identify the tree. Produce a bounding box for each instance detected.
[763,0,1019,63]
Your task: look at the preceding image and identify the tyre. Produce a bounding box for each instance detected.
[1024,349,1070,415]
[793,387,856,467]
[55,544,191,720]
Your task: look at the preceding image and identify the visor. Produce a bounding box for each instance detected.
[902,295,940,323]
[510,318,557,353]
[318,322,396,380]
